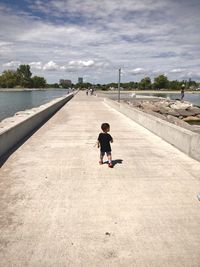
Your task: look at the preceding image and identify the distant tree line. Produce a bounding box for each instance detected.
[0,65,199,90]
[71,75,199,91]
[95,75,199,91]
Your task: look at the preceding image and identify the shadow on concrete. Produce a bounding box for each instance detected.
[104,159,123,167]
[112,159,123,166]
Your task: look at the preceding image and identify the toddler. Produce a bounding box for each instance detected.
[97,123,113,168]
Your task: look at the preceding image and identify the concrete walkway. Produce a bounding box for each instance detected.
[0,92,200,267]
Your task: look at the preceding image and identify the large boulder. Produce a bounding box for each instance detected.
[141,102,160,112]
[183,116,200,123]
[167,109,180,117]
[176,109,197,117]
[186,106,200,115]
[158,106,173,115]
[170,101,192,110]
[154,100,171,108]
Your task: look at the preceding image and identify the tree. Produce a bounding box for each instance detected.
[169,80,180,90]
[139,76,152,90]
[187,79,197,89]
[0,70,19,88]
[154,75,169,89]
[74,82,92,89]
[46,83,60,88]
[32,76,46,88]
[17,64,32,88]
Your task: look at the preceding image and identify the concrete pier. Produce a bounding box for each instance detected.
[0,92,200,267]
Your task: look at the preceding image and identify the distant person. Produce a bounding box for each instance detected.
[180,85,185,101]
[90,88,94,95]
[97,123,113,168]
[86,89,89,96]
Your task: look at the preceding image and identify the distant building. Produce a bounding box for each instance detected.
[59,79,72,88]
[78,77,83,84]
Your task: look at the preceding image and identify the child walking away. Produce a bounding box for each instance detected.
[97,123,113,168]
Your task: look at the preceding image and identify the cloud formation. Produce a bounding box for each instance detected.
[3,61,21,68]
[0,0,200,83]
[131,68,146,75]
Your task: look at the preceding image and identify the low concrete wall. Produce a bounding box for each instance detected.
[0,93,74,158]
[105,98,200,162]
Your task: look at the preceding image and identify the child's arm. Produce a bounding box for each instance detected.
[97,140,100,148]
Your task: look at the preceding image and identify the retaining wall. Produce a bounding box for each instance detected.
[0,92,74,158]
[105,98,200,162]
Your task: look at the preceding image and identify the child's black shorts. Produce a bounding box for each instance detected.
[100,151,111,156]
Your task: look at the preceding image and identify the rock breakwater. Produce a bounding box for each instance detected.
[126,98,200,133]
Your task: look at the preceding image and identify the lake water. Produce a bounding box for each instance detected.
[0,89,70,122]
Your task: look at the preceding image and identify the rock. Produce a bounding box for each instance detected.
[176,109,196,117]
[186,106,200,115]
[141,102,160,112]
[155,100,171,108]
[157,107,171,115]
[183,116,200,123]
[170,101,192,110]
[167,109,180,117]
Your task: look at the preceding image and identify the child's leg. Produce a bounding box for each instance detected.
[99,151,104,164]
[107,153,113,167]
[107,153,112,163]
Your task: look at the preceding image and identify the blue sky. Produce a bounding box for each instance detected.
[0,0,200,84]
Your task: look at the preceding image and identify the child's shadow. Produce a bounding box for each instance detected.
[105,159,123,167]
[113,159,123,166]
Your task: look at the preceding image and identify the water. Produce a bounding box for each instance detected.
[0,89,70,122]
[137,92,200,107]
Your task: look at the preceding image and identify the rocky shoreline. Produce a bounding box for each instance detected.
[125,98,200,134]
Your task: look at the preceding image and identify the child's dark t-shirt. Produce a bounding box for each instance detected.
[98,133,113,152]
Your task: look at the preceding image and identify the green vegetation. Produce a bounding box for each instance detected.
[0,64,46,88]
[0,65,199,90]
[94,75,199,91]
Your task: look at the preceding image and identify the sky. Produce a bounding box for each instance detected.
[0,0,200,84]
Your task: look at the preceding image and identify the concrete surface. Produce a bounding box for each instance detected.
[104,98,200,162]
[0,91,200,267]
[0,92,74,158]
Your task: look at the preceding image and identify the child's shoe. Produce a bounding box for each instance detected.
[108,162,113,168]
[99,160,103,165]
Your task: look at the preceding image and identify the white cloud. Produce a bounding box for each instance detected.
[60,59,109,72]
[68,60,95,67]
[170,68,185,73]
[3,61,21,68]
[43,61,59,71]
[29,61,43,70]
[130,68,146,75]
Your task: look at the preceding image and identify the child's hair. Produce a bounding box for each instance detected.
[101,123,110,132]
